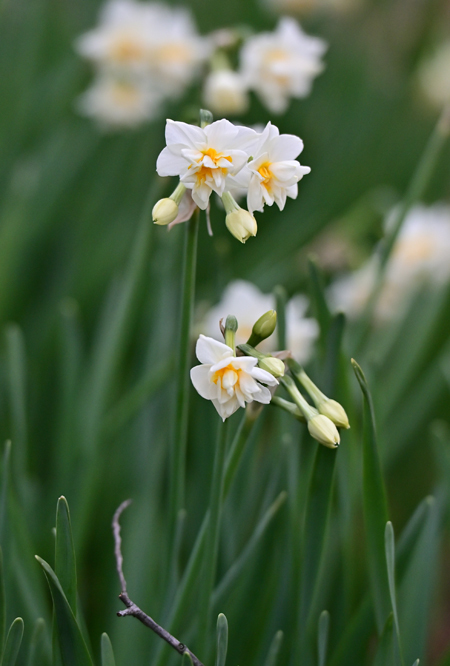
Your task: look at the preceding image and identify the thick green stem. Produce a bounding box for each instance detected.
[168,210,200,557]
[196,419,228,658]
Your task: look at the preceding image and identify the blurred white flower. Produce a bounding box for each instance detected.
[328,204,450,321]
[77,74,162,128]
[190,334,278,420]
[240,121,310,213]
[156,119,258,209]
[239,17,326,113]
[203,69,249,116]
[200,280,318,363]
[76,0,210,98]
[417,40,450,109]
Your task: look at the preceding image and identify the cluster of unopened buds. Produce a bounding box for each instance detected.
[152,112,310,242]
[191,309,349,448]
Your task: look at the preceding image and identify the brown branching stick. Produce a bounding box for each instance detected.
[112,500,205,666]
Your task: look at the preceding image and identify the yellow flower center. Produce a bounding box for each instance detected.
[157,43,193,64]
[393,237,435,265]
[110,82,140,107]
[188,148,233,185]
[110,38,147,63]
[212,364,240,391]
[258,162,273,191]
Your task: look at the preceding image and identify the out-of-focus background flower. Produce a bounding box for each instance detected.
[1,0,450,664]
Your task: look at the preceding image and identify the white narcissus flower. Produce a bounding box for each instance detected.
[77,74,162,128]
[417,40,450,109]
[200,280,318,364]
[190,335,278,420]
[203,69,249,116]
[263,0,362,16]
[328,204,450,322]
[239,18,327,114]
[156,119,258,209]
[242,122,311,213]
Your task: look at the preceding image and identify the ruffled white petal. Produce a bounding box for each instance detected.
[190,365,214,399]
[196,334,232,365]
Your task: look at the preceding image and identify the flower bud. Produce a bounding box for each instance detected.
[225,209,257,243]
[203,70,249,116]
[318,398,350,429]
[247,310,277,347]
[152,198,179,226]
[308,414,340,449]
[258,356,285,378]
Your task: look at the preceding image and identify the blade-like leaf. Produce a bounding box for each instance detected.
[216,614,228,666]
[352,359,390,633]
[182,652,194,666]
[307,256,332,358]
[264,631,283,666]
[100,633,116,666]
[385,522,404,666]
[55,497,77,614]
[0,442,11,544]
[318,611,329,666]
[0,548,5,658]
[35,556,93,666]
[27,618,48,666]
[374,613,395,666]
[2,618,24,666]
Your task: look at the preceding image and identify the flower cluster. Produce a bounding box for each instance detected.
[200,280,318,364]
[191,309,349,447]
[328,204,450,322]
[75,0,326,128]
[153,118,310,242]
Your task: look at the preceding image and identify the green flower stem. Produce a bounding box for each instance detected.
[153,409,258,666]
[196,419,228,658]
[167,209,200,561]
[356,105,450,349]
[280,376,317,421]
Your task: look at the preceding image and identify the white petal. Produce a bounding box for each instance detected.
[251,367,279,385]
[156,147,187,177]
[190,365,214,399]
[269,135,304,161]
[212,396,240,420]
[253,384,272,404]
[165,119,205,148]
[196,334,232,364]
[247,178,265,214]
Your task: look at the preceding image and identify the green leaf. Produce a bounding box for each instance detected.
[215,613,228,666]
[55,497,77,614]
[385,522,404,666]
[0,442,11,545]
[182,652,194,666]
[2,618,24,666]
[27,618,48,666]
[374,614,395,666]
[411,661,419,666]
[35,556,93,666]
[352,359,390,633]
[100,633,116,666]
[5,325,28,489]
[0,548,5,659]
[307,256,332,358]
[317,611,329,666]
[263,631,283,666]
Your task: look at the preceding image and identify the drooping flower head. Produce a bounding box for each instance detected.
[239,18,327,113]
[156,119,258,209]
[190,334,278,420]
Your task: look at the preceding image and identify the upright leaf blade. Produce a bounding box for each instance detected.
[215,613,228,666]
[0,548,5,659]
[317,611,330,666]
[2,618,24,666]
[35,556,93,666]
[100,633,116,666]
[27,618,48,666]
[385,522,404,666]
[374,614,395,666]
[352,359,390,633]
[264,631,283,666]
[55,497,77,615]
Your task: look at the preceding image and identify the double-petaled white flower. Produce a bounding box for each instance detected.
[190,335,278,420]
[243,122,311,213]
[156,119,258,209]
[239,18,326,113]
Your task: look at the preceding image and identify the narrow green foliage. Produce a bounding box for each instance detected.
[100,633,116,666]
[263,631,283,666]
[273,285,287,349]
[26,618,47,666]
[411,661,420,666]
[213,491,287,605]
[0,549,5,659]
[385,522,404,666]
[1,618,24,666]
[307,256,332,358]
[35,557,93,666]
[182,651,194,666]
[317,611,330,666]
[0,443,11,544]
[352,359,390,633]
[5,326,27,498]
[55,497,77,614]
[374,614,395,666]
[215,614,228,666]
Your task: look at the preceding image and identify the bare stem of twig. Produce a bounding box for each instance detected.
[112,500,205,666]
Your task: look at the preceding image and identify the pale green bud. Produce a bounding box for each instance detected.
[258,357,285,378]
[224,314,238,352]
[152,198,179,226]
[308,414,340,449]
[225,209,257,243]
[318,399,350,429]
[247,310,277,347]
